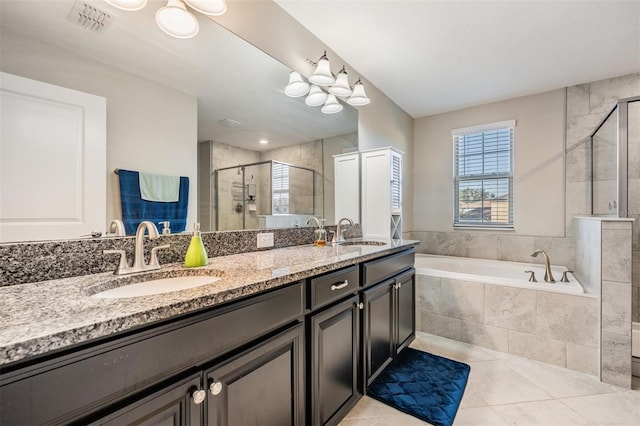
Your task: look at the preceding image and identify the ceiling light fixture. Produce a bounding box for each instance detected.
[284,51,371,114]
[107,0,227,39]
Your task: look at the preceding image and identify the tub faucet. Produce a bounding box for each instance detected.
[335,217,354,243]
[531,250,555,283]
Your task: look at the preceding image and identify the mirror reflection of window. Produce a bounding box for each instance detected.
[272,163,290,214]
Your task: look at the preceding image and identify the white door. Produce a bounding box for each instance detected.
[0,72,106,242]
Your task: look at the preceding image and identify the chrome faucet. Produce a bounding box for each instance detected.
[334,217,354,243]
[531,250,555,283]
[104,221,170,275]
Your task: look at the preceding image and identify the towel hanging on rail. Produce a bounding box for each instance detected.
[117,169,189,235]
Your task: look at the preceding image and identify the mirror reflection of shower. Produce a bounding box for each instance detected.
[214,160,317,230]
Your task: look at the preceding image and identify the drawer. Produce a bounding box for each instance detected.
[363,249,415,288]
[309,265,359,310]
[0,282,304,425]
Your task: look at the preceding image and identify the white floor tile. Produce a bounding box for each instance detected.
[453,406,509,425]
[559,391,640,425]
[492,400,590,425]
[506,356,620,398]
[465,360,553,405]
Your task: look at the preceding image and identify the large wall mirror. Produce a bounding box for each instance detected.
[0,0,358,243]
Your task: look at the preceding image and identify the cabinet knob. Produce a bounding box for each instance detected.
[356,302,364,310]
[331,280,349,291]
[192,389,206,404]
[210,381,223,396]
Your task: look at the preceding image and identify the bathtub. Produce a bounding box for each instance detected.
[414,254,584,295]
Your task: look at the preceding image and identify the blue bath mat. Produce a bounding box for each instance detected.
[367,348,471,426]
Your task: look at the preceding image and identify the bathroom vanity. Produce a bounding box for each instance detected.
[0,241,416,426]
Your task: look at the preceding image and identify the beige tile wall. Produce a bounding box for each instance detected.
[416,274,600,376]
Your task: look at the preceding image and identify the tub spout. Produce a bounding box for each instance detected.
[531,250,555,283]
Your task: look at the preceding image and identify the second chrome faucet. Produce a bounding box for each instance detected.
[104,221,170,275]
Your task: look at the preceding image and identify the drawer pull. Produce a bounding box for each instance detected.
[192,389,206,404]
[331,280,349,291]
[210,381,223,396]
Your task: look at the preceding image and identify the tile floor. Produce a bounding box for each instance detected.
[342,332,640,426]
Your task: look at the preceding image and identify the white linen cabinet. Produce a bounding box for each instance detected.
[360,147,402,240]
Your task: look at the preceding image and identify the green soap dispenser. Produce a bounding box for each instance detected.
[185,223,208,268]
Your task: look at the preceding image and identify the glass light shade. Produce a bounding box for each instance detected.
[183,0,227,16]
[155,0,199,39]
[347,79,370,106]
[104,0,148,11]
[321,94,343,114]
[328,67,352,97]
[308,53,335,87]
[305,85,328,107]
[284,71,310,97]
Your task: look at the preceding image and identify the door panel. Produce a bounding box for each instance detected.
[396,270,416,353]
[363,280,394,385]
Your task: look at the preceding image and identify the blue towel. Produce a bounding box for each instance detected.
[118,169,189,235]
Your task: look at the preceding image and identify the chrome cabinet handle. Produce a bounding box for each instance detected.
[192,389,206,404]
[331,280,349,290]
[524,270,537,282]
[210,381,223,396]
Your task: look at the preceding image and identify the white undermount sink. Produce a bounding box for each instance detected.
[92,276,221,299]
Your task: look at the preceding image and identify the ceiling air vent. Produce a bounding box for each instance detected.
[67,1,111,32]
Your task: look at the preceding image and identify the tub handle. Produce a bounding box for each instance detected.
[524,270,537,282]
[561,270,574,283]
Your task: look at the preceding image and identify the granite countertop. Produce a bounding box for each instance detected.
[0,239,418,367]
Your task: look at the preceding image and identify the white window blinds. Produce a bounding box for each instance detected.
[453,121,514,228]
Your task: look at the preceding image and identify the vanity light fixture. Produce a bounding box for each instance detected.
[347,78,371,106]
[106,0,228,39]
[284,51,371,113]
[104,0,148,11]
[321,94,343,114]
[284,71,310,97]
[308,51,335,86]
[155,0,199,39]
[305,84,328,107]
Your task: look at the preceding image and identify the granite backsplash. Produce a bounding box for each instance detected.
[0,224,361,286]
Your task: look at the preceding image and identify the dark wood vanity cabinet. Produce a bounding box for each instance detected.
[0,247,417,426]
[205,324,305,426]
[362,249,415,386]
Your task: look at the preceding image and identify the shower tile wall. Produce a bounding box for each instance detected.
[565,72,640,323]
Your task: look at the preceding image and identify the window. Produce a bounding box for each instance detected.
[272,162,290,214]
[453,120,514,228]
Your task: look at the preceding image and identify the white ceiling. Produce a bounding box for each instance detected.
[0,0,358,151]
[276,0,640,118]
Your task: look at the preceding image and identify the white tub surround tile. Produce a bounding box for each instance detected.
[601,332,633,388]
[496,235,536,263]
[602,230,632,283]
[415,274,439,312]
[533,236,576,270]
[460,321,509,353]
[419,312,461,340]
[536,292,600,347]
[485,285,536,333]
[437,278,485,322]
[566,343,601,377]
[508,330,567,368]
[464,233,498,260]
[602,280,633,336]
